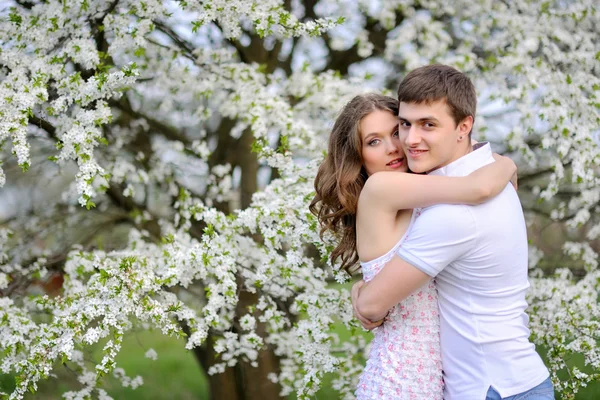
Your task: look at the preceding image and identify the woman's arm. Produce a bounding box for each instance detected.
[359,154,517,212]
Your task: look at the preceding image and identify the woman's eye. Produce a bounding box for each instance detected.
[393,130,399,137]
[368,139,380,146]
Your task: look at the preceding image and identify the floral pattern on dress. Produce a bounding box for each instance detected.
[355,209,443,400]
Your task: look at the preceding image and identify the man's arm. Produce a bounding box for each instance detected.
[351,280,385,329]
[355,257,431,321]
[353,205,478,324]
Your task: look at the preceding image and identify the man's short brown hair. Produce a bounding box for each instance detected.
[397,64,476,130]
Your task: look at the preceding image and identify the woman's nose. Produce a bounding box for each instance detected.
[386,139,400,154]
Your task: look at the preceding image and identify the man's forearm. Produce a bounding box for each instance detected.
[356,282,392,322]
[355,257,432,321]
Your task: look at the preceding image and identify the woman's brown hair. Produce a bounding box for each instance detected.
[309,93,399,274]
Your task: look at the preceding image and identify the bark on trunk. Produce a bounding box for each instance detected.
[203,127,282,400]
[202,334,282,400]
[203,297,282,399]
[239,128,259,209]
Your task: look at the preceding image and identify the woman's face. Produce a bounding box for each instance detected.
[360,109,407,176]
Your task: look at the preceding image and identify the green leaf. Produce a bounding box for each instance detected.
[162,233,175,244]
[123,63,137,77]
[279,11,290,26]
[9,12,22,26]
[251,139,263,154]
[192,21,203,33]
[85,198,96,210]
[277,135,289,153]
[99,269,109,284]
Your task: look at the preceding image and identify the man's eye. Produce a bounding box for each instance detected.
[424,123,435,128]
[400,121,410,127]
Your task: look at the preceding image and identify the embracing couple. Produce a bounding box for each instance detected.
[310,65,554,400]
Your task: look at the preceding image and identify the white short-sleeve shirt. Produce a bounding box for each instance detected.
[397,143,549,400]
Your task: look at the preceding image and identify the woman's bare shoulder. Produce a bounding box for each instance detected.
[356,209,412,262]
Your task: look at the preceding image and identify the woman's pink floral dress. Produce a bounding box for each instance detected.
[355,212,443,399]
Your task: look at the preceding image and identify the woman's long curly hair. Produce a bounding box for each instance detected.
[310,93,399,274]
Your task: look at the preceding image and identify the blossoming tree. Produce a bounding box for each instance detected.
[0,1,598,399]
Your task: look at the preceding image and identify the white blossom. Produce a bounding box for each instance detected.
[0,1,598,399]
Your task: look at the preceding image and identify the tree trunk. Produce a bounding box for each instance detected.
[202,290,283,399]
[202,330,282,400]
[239,128,259,209]
[202,127,282,399]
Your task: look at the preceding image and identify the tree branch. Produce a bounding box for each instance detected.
[15,0,35,10]
[322,14,393,74]
[1,213,131,297]
[111,97,191,145]
[154,20,196,58]
[28,115,57,140]
[95,0,119,24]
[523,199,600,223]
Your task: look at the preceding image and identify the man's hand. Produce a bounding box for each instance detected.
[351,280,384,330]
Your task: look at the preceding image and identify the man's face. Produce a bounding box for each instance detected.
[398,99,472,174]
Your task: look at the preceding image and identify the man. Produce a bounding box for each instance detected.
[352,65,553,399]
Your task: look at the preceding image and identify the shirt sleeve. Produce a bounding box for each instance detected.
[397,205,477,277]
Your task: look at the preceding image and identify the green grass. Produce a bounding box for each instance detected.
[0,331,209,400]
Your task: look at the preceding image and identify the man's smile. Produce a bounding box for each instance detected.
[407,149,428,158]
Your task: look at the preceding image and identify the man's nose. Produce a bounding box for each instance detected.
[405,126,421,146]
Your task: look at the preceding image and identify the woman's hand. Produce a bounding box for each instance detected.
[351,280,384,330]
[492,153,518,190]
[463,153,517,204]
[510,170,518,190]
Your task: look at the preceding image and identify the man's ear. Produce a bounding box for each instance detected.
[457,116,474,142]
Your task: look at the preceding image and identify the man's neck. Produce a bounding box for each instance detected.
[427,143,473,174]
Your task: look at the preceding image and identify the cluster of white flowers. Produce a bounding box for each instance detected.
[182,0,341,39]
[528,269,600,398]
[0,0,599,399]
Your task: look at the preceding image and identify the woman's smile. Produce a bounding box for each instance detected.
[386,157,405,169]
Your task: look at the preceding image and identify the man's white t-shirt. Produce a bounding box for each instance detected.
[397,143,549,400]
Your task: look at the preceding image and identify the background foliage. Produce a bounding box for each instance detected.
[0,1,599,399]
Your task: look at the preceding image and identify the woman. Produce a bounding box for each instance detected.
[310,93,516,399]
